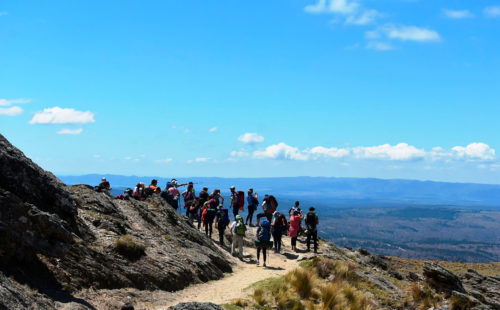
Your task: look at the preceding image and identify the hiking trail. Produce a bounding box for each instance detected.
[154,225,315,309]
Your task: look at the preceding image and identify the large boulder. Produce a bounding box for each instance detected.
[423,262,465,293]
[0,134,233,309]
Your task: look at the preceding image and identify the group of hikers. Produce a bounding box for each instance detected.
[96,177,320,267]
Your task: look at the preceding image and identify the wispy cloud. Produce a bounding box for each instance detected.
[346,9,383,25]
[484,6,500,18]
[305,0,359,15]
[172,125,190,133]
[0,12,7,17]
[57,128,83,135]
[30,107,95,124]
[238,133,264,144]
[443,9,474,19]
[0,98,31,106]
[0,106,23,116]
[187,157,211,163]
[367,25,441,43]
[209,126,218,133]
[155,158,173,163]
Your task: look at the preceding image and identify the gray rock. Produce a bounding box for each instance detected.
[423,262,465,293]
[168,302,224,310]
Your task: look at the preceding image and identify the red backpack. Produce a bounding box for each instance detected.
[237,190,245,211]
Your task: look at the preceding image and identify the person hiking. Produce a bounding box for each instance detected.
[202,198,218,237]
[198,187,209,229]
[305,207,319,253]
[271,211,287,253]
[229,186,240,220]
[168,181,181,210]
[246,188,258,226]
[95,177,112,192]
[215,205,230,246]
[133,182,145,200]
[289,210,303,252]
[188,198,201,223]
[289,201,302,218]
[182,183,196,217]
[255,219,272,267]
[230,215,246,259]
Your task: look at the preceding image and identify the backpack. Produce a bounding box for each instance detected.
[263,195,278,213]
[274,214,287,230]
[235,219,246,235]
[183,190,194,201]
[237,191,245,211]
[218,209,230,227]
[166,181,173,190]
[258,220,271,242]
[306,211,317,231]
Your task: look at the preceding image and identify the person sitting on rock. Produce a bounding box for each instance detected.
[133,182,145,200]
[95,177,112,192]
[149,179,159,192]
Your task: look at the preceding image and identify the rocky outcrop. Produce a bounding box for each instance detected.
[0,134,232,309]
[423,261,465,293]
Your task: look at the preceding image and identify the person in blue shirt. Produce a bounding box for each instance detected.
[245,188,258,226]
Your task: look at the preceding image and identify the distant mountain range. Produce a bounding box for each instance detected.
[58,174,500,208]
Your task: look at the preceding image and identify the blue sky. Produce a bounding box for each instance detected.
[1,1,499,183]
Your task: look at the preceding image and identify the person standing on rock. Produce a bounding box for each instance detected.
[168,180,181,211]
[202,198,218,238]
[230,215,246,259]
[255,219,272,267]
[246,188,258,226]
[209,189,224,206]
[198,187,209,229]
[305,207,319,253]
[182,183,196,217]
[289,210,303,252]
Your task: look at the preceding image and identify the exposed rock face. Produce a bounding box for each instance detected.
[423,262,465,293]
[0,134,232,309]
[168,302,224,310]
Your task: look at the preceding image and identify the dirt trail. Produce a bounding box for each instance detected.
[156,226,314,308]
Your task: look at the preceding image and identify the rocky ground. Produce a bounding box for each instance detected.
[1,132,499,310]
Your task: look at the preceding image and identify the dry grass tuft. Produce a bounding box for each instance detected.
[290,268,316,299]
[115,235,145,259]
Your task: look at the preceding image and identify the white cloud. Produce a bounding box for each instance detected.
[304,0,327,13]
[172,125,190,133]
[443,9,474,19]
[209,127,218,133]
[451,143,495,161]
[366,41,395,51]
[155,158,173,163]
[93,154,101,158]
[383,25,441,42]
[30,107,95,124]
[484,6,500,18]
[346,9,382,25]
[0,106,23,116]
[253,143,309,161]
[57,128,83,135]
[188,157,211,163]
[353,143,426,161]
[0,98,31,106]
[238,133,264,144]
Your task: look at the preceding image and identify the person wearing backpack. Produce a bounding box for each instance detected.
[305,207,319,253]
[246,188,258,226]
[289,210,303,252]
[215,206,230,246]
[229,186,240,220]
[182,183,196,216]
[168,181,180,210]
[230,215,246,259]
[203,199,218,238]
[261,195,278,222]
[271,211,287,253]
[198,187,209,229]
[255,220,272,267]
